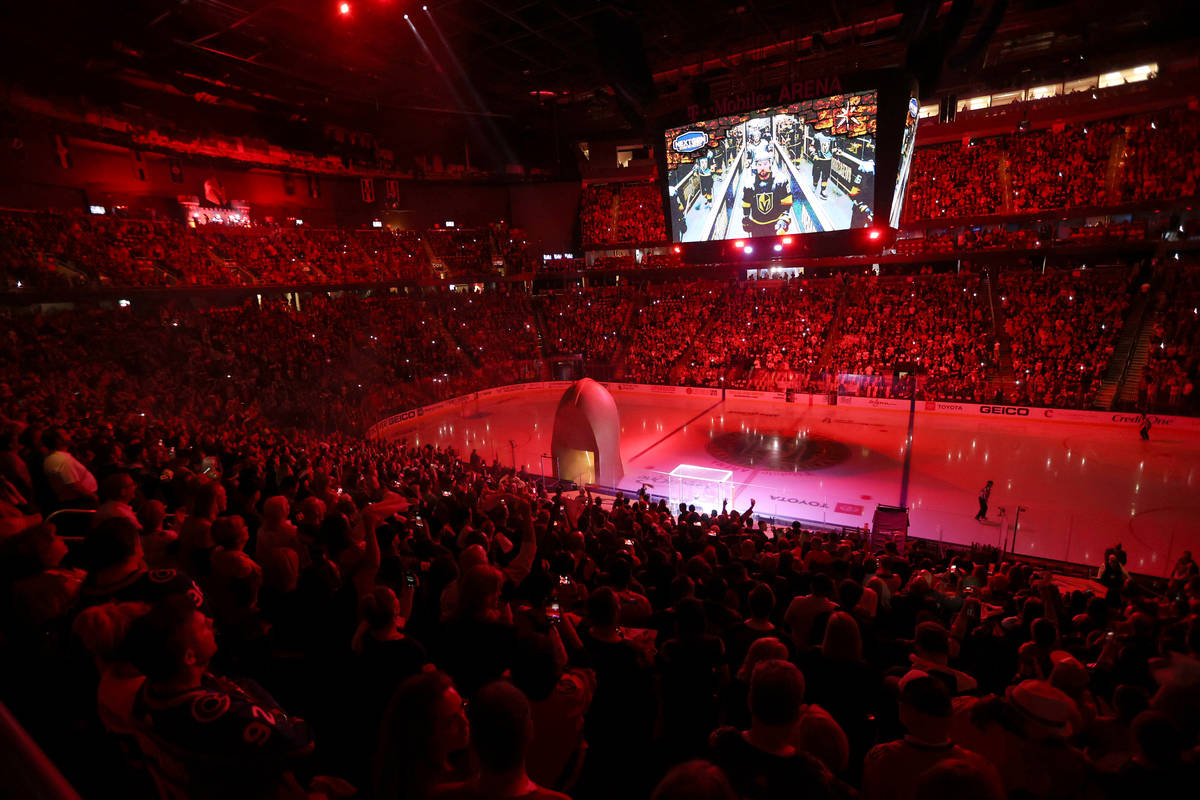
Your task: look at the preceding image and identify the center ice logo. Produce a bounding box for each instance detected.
[672,131,709,154]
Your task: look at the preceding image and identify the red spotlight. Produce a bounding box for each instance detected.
[781,236,792,245]
[868,228,882,240]
[672,245,681,254]
[734,239,746,249]
[338,2,351,15]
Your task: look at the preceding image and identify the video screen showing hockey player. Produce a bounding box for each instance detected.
[740,146,793,237]
[663,90,877,243]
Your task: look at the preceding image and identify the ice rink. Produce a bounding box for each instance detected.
[387,389,1200,576]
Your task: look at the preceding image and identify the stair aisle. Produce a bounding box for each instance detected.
[1094,290,1151,409]
[609,290,646,379]
[1116,311,1160,408]
[811,277,856,382]
[984,269,1016,401]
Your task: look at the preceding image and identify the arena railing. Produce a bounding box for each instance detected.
[0,702,82,800]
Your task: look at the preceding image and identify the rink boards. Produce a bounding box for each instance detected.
[371,382,1200,576]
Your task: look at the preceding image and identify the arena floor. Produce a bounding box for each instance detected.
[389,389,1200,577]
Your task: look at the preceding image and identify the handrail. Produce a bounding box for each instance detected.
[0,702,82,800]
[1109,276,1159,410]
[45,508,96,542]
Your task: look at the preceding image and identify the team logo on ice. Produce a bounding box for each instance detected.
[672,131,710,154]
[706,431,850,471]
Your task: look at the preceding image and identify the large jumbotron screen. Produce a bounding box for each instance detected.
[663,90,878,242]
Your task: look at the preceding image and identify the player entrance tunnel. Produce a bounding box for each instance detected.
[551,379,623,487]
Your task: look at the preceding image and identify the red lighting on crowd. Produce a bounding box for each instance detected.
[338,2,351,15]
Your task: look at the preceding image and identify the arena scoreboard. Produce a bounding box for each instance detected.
[658,70,919,260]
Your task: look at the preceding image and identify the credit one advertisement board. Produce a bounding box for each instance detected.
[658,71,919,261]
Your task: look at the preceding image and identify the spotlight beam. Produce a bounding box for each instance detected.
[423,10,517,166]
[406,16,507,166]
[404,16,470,115]
[179,40,509,119]
[474,0,578,59]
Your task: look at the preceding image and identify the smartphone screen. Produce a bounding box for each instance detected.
[547,602,561,623]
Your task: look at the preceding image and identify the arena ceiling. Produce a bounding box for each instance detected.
[0,0,1193,169]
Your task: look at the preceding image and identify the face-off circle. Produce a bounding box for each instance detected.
[705,430,851,471]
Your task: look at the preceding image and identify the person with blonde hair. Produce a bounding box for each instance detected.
[137,499,176,570]
[799,610,881,766]
[73,602,150,744]
[433,564,520,696]
[254,495,303,565]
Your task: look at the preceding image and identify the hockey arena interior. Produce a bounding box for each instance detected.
[2,2,1200,799]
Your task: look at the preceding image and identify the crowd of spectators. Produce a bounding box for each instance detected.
[1000,267,1132,408]
[203,226,430,285]
[0,211,236,289]
[641,251,683,269]
[1117,107,1200,203]
[901,106,1200,224]
[489,224,537,274]
[541,288,633,361]
[430,290,542,366]
[580,185,618,247]
[538,257,586,273]
[674,280,841,390]
[902,140,1005,222]
[0,212,437,290]
[1062,220,1148,244]
[3,323,1200,800]
[590,255,637,270]
[426,228,491,277]
[1141,266,1200,413]
[615,183,668,244]
[6,242,1190,415]
[1006,121,1122,213]
[896,217,1159,257]
[825,274,996,402]
[623,281,727,384]
[2,237,1200,800]
[897,227,1045,256]
[581,183,669,247]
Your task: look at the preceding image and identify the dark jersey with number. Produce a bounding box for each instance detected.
[742,175,793,227]
[78,567,206,612]
[131,673,313,800]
